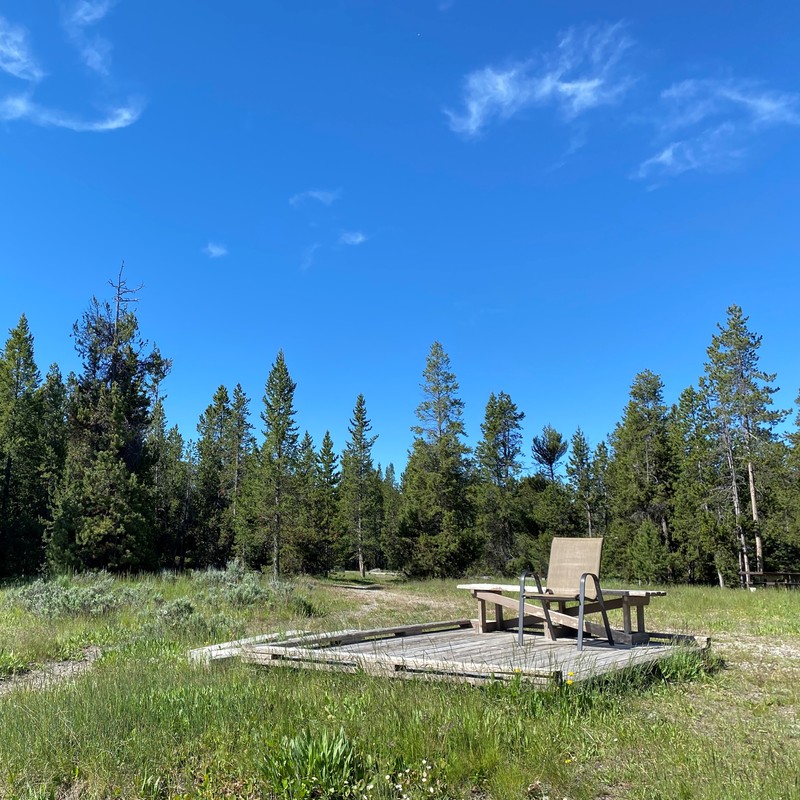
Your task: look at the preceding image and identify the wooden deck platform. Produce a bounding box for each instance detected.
[236,619,698,686]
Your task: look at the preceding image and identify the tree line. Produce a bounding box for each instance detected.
[2,272,798,586]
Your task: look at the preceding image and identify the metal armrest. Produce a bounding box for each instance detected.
[577,572,614,650]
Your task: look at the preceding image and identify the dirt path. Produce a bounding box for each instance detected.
[0,647,101,697]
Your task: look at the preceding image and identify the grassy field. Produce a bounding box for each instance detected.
[1,567,799,800]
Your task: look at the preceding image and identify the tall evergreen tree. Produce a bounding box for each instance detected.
[195,385,233,566]
[531,424,568,481]
[400,342,476,576]
[567,427,595,536]
[226,384,254,532]
[194,384,254,567]
[236,350,299,576]
[380,463,403,570]
[670,385,736,585]
[590,441,611,537]
[289,431,327,573]
[36,364,68,531]
[49,270,168,571]
[316,430,340,571]
[0,315,46,575]
[339,394,380,576]
[607,370,675,581]
[148,399,191,568]
[702,304,787,579]
[474,391,525,571]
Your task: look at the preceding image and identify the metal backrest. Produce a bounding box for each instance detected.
[546,537,603,599]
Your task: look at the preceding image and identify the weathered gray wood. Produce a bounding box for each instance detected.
[259,620,472,650]
[187,630,307,663]
[235,623,691,687]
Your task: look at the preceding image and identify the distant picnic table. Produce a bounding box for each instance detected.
[741,571,800,589]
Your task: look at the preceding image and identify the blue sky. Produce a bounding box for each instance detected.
[2,1,800,471]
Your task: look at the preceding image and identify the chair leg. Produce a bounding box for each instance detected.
[577,580,586,651]
[578,573,615,651]
[518,571,528,646]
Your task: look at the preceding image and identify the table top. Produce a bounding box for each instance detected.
[457,583,667,597]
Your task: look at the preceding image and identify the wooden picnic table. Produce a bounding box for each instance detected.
[457,582,667,646]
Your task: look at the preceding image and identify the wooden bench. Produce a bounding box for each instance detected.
[742,571,800,589]
[457,582,667,646]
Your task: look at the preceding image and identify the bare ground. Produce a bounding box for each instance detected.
[0,646,101,696]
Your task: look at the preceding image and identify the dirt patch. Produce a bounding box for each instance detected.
[0,646,101,696]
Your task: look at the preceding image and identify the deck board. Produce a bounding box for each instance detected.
[238,620,688,685]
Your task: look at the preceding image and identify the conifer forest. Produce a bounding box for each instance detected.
[2,273,798,587]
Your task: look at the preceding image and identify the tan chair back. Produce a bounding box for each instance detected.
[546,537,603,599]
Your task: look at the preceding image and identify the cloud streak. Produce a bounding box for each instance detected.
[0,6,141,133]
[0,92,142,130]
[289,188,341,207]
[636,79,800,179]
[0,15,43,82]
[63,0,116,76]
[445,21,633,137]
[339,231,366,246]
[300,243,321,272]
[203,242,228,259]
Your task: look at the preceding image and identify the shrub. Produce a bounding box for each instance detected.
[262,728,369,800]
[156,598,196,627]
[9,575,123,618]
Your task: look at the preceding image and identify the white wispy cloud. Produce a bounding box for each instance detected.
[445,21,633,137]
[63,0,116,75]
[203,242,228,259]
[0,15,43,82]
[636,79,800,179]
[0,5,142,133]
[0,92,142,130]
[339,231,366,246]
[300,243,321,272]
[289,188,341,207]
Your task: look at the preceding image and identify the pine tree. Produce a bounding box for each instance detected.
[474,391,525,571]
[36,364,67,531]
[531,424,568,481]
[607,370,675,581]
[400,342,476,576]
[148,399,191,568]
[566,428,594,536]
[226,384,254,533]
[236,350,299,576]
[670,385,736,585]
[0,315,45,575]
[702,304,787,579]
[590,441,611,537]
[380,463,403,570]
[316,430,340,571]
[195,385,233,566]
[49,269,168,571]
[289,431,325,573]
[339,394,380,576]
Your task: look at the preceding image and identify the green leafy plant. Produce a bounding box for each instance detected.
[0,647,27,677]
[262,727,369,799]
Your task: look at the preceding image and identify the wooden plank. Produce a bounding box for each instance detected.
[243,643,559,683]
[252,620,472,651]
[187,630,308,663]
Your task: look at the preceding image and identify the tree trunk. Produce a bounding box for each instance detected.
[722,427,749,586]
[357,514,365,577]
[747,458,763,572]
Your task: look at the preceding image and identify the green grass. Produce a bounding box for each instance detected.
[2,571,800,799]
